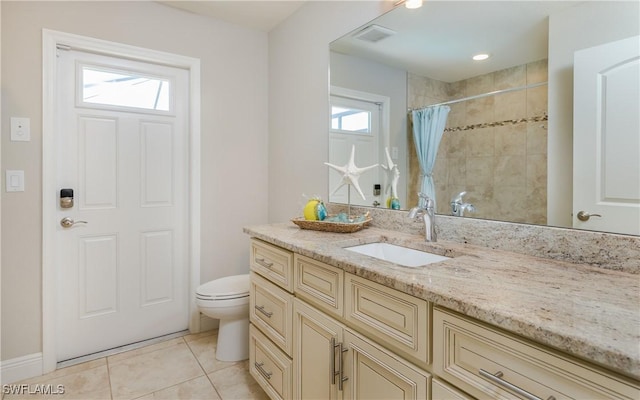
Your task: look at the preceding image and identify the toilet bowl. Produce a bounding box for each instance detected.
[196,274,250,361]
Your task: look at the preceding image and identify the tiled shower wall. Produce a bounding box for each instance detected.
[408,60,548,224]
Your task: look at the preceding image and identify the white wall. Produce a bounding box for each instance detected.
[267,1,392,222]
[547,1,640,227]
[330,52,408,207]
[1,1,269,362]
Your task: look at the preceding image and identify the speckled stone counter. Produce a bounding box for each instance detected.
[244,222,640,381]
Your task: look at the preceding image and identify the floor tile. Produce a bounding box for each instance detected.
[3,330,263,400]
[185,331,238,374]
[182,329,215,343]
[108,337,185,365]
[133,376,220,399]
[3,365,111,400]
[108,341,204,400]
[20,358,107,383]
[207,362,268,400]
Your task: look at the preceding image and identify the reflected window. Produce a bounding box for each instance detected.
[82,66,170,111]
[331,106,371,133]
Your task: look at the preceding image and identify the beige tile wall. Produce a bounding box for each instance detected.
[408,60,548,224]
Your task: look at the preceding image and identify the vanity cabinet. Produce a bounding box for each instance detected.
[433,307,639,400]
[249,237,639,400]
[249,240,295,400]
[250,239,432,400]
[294,298,430,400]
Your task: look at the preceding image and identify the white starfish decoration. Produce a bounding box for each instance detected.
[325,145,378,200]
[381,147,400,199]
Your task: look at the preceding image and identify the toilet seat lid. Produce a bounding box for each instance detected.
[196,274,250,300]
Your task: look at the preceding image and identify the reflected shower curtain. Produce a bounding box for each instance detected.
[412,105,450,207]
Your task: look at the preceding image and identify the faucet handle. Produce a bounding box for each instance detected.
[451,191,467,203]
[417,192,434,208]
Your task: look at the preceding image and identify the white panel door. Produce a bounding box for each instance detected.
[573,35,640,235]
[329,95,381,207]
[55,49,189,361]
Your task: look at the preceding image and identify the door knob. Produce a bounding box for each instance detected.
[577,211,602,222]
[60,217,88,228]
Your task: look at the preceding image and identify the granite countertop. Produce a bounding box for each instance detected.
[244,222,640,380]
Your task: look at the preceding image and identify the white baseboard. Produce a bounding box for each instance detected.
[199,314,219,332]
[1,353,43,384]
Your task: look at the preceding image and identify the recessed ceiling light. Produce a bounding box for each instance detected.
[473,54,490,61]
[405,0,423,9]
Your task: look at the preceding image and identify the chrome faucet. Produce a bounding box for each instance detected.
[451,191,475,217]
[408,193,437,242]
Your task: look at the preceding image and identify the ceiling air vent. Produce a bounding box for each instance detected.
[352,25,396,43]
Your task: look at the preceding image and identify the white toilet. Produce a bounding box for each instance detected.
[195,274,250,361]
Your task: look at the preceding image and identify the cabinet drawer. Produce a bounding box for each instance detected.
[433,307,640,400]
[249,324,292,400]
[250,272,293,356]
[345,274,430,368]
[432,378,473,400]
[250,239,294,292]
[294,254,343,319]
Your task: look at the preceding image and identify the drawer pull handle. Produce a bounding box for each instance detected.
[255,305,273,318]
[330,338,348,390]
[338,342,349,391]
[479,369,556,400]
[330,337,338,384]
[256,258,273,268]
[255,362,272,380]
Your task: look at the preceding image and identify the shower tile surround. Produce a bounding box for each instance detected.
[245,207,640,379]
[408,59,548,224]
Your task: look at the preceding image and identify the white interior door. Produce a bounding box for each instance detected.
[55,49,190,361]
[329,95,381,207]
[573,35,640,235]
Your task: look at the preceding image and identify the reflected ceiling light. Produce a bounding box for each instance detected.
[472,53,490,61]
[405,0,423,9]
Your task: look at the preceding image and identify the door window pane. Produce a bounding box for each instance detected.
[82,66,170,111]
[331,106,371,133]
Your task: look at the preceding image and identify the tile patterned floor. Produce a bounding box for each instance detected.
[3,330,268,400]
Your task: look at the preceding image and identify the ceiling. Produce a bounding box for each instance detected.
[331,1,576,82]
[159,1,306,32]
[159,1,578,82]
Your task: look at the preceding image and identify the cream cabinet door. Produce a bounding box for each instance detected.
[343,329,430,400]
[293,298,345,400]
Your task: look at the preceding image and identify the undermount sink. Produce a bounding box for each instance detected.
[344,242,450,268]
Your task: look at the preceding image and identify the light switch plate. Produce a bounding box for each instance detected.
[6,170,25,192]
[11,117,31,142]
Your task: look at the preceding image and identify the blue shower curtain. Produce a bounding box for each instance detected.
[412,105,450,208]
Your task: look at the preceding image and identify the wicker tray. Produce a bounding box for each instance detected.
[291,216,372,233]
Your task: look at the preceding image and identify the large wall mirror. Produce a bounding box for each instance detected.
[329,0,639,236]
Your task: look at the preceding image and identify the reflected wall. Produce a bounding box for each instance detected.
[408,60,548,224]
